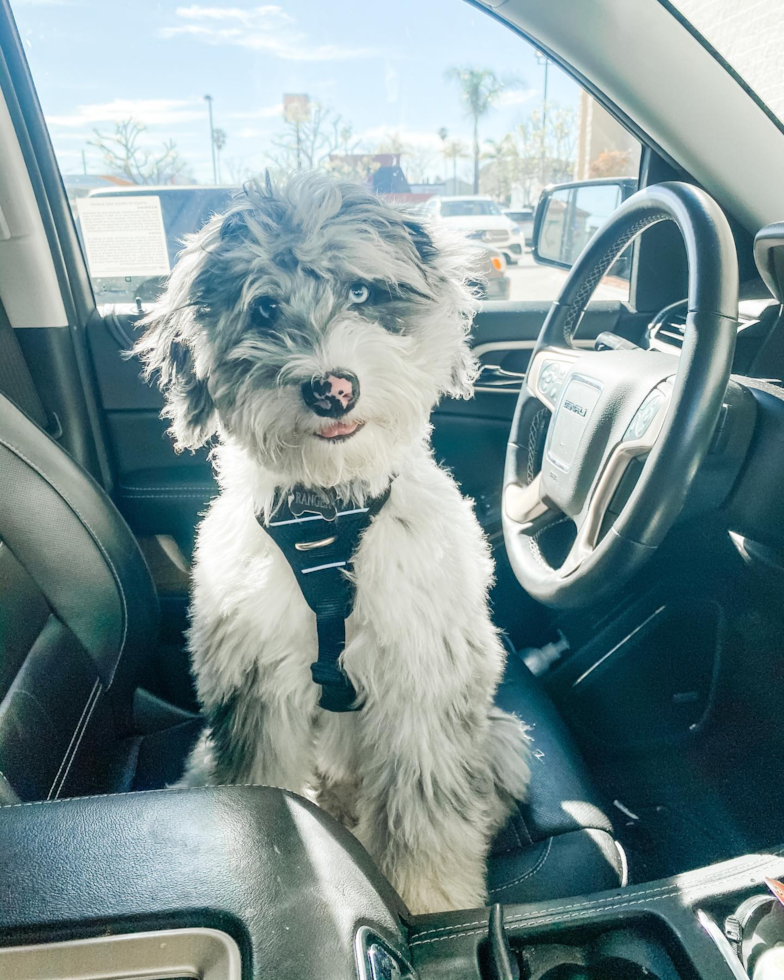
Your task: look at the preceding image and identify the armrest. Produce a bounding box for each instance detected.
[0,786,408,979]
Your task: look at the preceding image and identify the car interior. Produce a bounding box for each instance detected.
[2,1,784,979]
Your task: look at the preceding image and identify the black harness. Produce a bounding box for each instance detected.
[258,482,393,712]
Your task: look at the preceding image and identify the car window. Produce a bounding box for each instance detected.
[440,200,502,217]
[10,0,641,307]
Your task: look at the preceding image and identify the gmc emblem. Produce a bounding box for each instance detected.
[563,399,587,417]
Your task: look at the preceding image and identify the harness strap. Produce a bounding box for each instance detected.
[259,482,393,712]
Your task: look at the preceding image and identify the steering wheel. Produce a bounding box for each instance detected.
[503,181,738,609]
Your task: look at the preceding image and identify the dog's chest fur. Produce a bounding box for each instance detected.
[188,449,501,721]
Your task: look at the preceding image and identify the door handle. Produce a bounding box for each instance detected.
[477,365,526,388]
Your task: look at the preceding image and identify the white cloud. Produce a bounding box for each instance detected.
[158,4,380,61]
[498,89,536,108]
[175,4,292,25]
[227,103,282,120]
[46,98,205,128]
[234,126,275,139]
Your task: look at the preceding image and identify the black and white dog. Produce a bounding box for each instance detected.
[136,173,530,913]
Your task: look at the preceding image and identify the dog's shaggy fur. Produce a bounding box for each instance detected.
[136,172,530,914]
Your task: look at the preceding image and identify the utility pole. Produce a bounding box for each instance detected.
[535,51,549,188]
[81,149,87,176]
[204,94,217,184]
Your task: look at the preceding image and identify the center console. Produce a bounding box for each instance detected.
[0,785,781,980]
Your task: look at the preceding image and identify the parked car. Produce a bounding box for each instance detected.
[504,206,535,245]
[470,243,510,300]
[424,194,524,265]
[80,185,237,306]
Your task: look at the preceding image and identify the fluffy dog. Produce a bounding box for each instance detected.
[135,172,530,914]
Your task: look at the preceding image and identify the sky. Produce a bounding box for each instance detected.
[10,0,581,184]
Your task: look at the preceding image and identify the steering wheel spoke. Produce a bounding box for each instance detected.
[503,473,561,534]
[559,379,675,578]
[526,346,582,410]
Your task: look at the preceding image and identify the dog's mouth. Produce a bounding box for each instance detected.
[314,420,364,442]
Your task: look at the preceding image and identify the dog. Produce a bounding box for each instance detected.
[135,172,530,914]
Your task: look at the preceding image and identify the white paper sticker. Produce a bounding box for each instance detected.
[76,195,171,279]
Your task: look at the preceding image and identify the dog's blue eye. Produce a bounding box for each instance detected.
[250,296,279,325]
[349,283,371,305]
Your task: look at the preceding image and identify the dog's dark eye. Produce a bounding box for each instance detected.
[250,296,279,327]
[348,282,372,305]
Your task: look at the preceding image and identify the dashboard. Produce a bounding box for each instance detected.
[644,295,781,377]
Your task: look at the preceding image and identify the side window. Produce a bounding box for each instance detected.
[10,0,641,309]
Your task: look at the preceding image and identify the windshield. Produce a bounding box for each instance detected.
[441,200,502,217]
[671,0,784,124]
[10,0,640,306]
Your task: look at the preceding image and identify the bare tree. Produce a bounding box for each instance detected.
[89,118,190,185]
[224,156,253,185]
[547,105,577,183]
[376,131,407,156]
[404,145,436,184]
[505,102,578,202]
[480,134,518,203]
[443,139,469,189]
[268,103,343,172]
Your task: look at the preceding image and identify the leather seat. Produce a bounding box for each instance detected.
[0,391,624,904]
[489,654,626,901]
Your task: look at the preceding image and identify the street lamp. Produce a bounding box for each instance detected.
[534,51,549,187]
[204,94,217,184]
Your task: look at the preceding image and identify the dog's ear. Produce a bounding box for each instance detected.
[402,217,440,265]
[134,308,217,452]
[218,208,252,243]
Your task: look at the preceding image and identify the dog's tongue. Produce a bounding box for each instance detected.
[319,420,359,439]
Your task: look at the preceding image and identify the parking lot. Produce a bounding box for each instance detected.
[506,249,628,303]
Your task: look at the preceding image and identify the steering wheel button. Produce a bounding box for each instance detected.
[626,393,664,441]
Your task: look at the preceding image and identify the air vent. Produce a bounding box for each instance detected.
[648,298,763,353]
[648,300,688,350]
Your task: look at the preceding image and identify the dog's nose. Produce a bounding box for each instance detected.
[301,370,360,417]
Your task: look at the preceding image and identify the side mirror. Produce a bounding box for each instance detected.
[532,178,637,276]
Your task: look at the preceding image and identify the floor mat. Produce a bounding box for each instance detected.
[610,797,741,883]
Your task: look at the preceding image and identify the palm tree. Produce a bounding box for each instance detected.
[445,67,512,193]
[443,139,469,191]
[437,126,448,181]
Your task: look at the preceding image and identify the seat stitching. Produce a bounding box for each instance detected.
[47,677,101,801]
[410,844,784,943]
[121,493,215,499]
[561,212,668,345]
[489,837,552,894]
[50,680,103,801]
[120,486,216,492]
[0,437,129,677]
[0,782,292,809]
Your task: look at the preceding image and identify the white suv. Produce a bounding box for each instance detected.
[424,195,524,265]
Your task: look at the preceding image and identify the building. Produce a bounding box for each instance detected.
[574,91,640,181]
